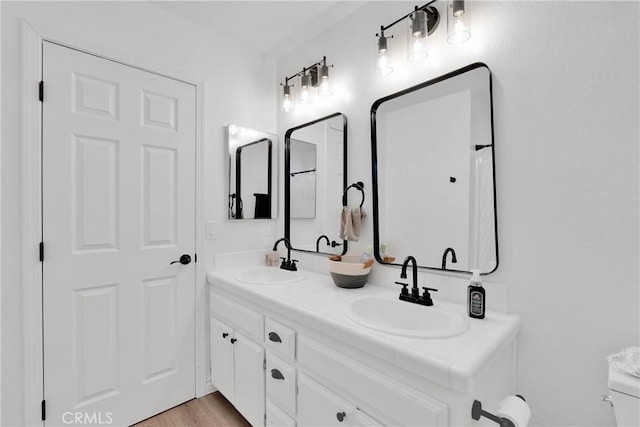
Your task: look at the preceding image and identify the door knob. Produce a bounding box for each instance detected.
[336,412,346,422]
[170,254,191,265]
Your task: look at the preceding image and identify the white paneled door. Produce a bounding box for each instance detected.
[42,42,196,426]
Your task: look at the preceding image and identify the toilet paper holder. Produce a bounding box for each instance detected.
[471,395,526,427]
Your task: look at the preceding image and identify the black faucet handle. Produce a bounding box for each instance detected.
[420,287,438,306]
[290,259,298,271]
[395,281,409,295]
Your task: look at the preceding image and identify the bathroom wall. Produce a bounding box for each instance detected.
[275,1,639,425]
[0,2,275,424]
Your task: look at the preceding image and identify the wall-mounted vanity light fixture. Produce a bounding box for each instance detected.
[280,56,334,112]
[375,0,470,75]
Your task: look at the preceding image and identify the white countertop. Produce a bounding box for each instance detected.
[207,267,521,394]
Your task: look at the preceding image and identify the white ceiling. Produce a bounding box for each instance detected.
[151,1,369,58]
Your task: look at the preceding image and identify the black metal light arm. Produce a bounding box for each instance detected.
[379,0,438,32]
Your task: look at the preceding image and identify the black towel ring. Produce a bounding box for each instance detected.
[342,181,365,208]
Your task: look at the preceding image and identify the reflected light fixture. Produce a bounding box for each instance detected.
[447,0,471,44]
[374,0,471,76]
[375,27,393,75]
[279,56,334,113]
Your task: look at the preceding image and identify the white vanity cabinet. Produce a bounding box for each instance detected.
[210,293,266,426]
[209,274,519,427]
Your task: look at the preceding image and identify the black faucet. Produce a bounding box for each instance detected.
[395,255,438,306]
[401,256,420,299]
[441,247,458,270]
[273,237,297,271]
[316,235,330,252]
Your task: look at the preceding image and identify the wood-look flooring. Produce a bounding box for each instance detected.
[133,392,251,427]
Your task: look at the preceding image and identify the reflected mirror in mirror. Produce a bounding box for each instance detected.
[371,63,498,274]
[285,113,348,255]
[290,140,317,219]
[227,124,278,219]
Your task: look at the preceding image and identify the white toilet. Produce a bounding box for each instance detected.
[607,364,640,426]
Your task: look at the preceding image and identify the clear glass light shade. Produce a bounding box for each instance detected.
[407,11,428,62]
[376,50,393,76]
[281,85,294,112]
[299,74,310,105]
[376,36,393,75]
[318,65,332,96]
[318,79,331,97]
[447,1,471,44]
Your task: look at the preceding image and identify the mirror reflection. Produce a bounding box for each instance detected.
[285,113,347,255]
[289,140,317,219]
[371,63,498,274]
[227,124,278,219]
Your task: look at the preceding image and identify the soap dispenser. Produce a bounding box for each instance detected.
[467,269,485,319]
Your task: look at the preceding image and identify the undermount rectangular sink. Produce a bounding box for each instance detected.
[344,296,469,339]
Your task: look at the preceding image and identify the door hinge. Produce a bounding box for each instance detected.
[263,358,266,370]
[195,253,198,263]
[39,242,44,262]
[41,399,46,421]
[38,81,44,102]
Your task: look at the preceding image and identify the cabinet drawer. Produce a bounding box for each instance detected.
[266,400,296,427]
[211,291,264,341]
[297,336,448,426]
[265,318,296,360]
[266,354,296,417]
[297,373,356,426]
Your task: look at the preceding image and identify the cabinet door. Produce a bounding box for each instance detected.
[266,353,297,416]
[234,331,266,427]
[211,317,234,401]
[266,400,296,427]
[298,373,356,426]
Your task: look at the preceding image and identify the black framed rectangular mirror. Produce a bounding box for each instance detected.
[371,63,498,274]
[285,112,348,255]
[227,124,278,219]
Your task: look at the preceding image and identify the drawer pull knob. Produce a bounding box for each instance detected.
[270,369,285,380]
[230,338,237,344]
[222,332,229,339]
[336,412,346,422]
[268,332,282,343]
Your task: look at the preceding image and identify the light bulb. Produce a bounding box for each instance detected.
[408,37,428,61]
[376,51,393,76]
[319,79,331,97]
[282,95,292,112]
